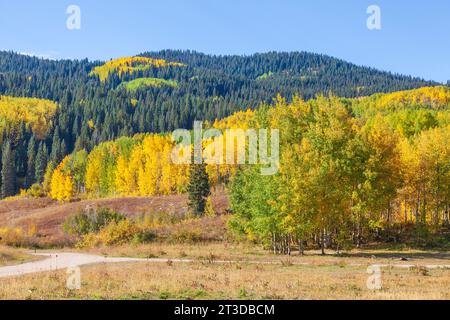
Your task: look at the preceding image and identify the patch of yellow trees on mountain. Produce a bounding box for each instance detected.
[90,56,186,82]
[212,109,256,130]
[0,96,57,140]
[378,86,450,109]
[353,86,450,115]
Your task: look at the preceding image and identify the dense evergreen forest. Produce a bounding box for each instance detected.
[0,50,439,198]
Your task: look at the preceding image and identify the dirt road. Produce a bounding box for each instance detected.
[0,252,449,279]
[0,252,194,278]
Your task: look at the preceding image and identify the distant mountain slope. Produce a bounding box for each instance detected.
[140,50,438,98]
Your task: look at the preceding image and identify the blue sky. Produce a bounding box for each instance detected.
[0,0,449,82]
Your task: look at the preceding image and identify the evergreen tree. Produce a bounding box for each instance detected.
[60,139,67,159]
[50,128,62,164]
[43,161,56,193]
[26,135,37,187]
[35,142,48,184]
[187,160,211,216]
[1,140,16,198]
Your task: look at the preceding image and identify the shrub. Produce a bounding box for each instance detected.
[78,219,140,247]
[132,230,157,244]
[204,197,216,217]
[28,184,46,198]
[63,207,126,236]
[95,208,126,231]
[135,210,184,228]
[19,184,46,198]
[0,227,26,247]
[0,226,42,248]
[168,229,203,243]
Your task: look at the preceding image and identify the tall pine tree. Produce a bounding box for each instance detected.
[26,135,37,187]
[50,128,62,164]
[35,142,48,184]
[1,140,16,198]
[187,160,211,216]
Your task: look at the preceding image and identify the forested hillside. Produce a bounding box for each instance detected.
[0,50,439,198]
[36,86,450,252]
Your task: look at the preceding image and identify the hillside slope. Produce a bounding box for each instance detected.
[0,193,229,240]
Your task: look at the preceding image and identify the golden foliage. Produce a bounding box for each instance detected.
[0,96,58,140]
[378,86,450,109]
[78,219,140,248]
[212,109,255,130]
[48,107,261,200]
[49,157,75,202]
[90,56,186,82]
[358,86,450,112]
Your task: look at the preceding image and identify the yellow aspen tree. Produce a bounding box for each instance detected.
[115,155,130,195]
[63,175,74,201]
[160,143,175,195]
[50,168,64,201]
[85,151,103,195]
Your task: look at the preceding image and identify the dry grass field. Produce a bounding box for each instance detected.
[0,246,39,266]
[78,242,450,267]
[0,244,449,300]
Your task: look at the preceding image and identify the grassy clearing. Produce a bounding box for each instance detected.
[0,258,448,300]
[119,78,178,92]
[0,246,38,267]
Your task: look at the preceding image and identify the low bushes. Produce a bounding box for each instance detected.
[0,225,61,248]
[168,229,203,243]
[63,207,126,236]
[20,184,46,198]
[78,219,141,247]
[63,207,227,248]
[0,227,29,247]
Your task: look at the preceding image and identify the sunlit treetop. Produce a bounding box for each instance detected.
[212,109,256,130]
